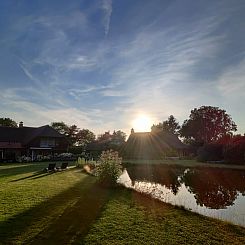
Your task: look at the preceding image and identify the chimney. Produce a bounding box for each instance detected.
[19,121,23,128]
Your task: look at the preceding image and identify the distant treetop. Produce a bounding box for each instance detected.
[0,118,18,127]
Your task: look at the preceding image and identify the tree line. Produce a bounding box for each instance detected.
[151,105,238,145]
[1,105,244,164]
[150,106,244,164]
[0,106,241,145]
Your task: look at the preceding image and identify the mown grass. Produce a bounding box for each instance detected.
[83,189,245,245]
[0,162,110,244]
[0,162,245,244]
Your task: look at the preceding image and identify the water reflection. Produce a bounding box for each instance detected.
[118,164,245,227]
[182,168,245,209]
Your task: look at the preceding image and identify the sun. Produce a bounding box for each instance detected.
[132,115,152,132]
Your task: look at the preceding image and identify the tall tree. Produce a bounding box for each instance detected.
[111,130,127,145]
[97,131,112,142]
[179,106,237,144]
[50,122,69,136]
[0,118,18,127]
[67,125,80,146]
[151,115,180,135]
[76,129,96,147]
[51,122,79,146]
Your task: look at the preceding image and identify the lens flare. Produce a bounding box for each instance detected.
[132,115,152,132]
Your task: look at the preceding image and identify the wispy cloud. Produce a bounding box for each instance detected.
[217,59,245,96]
[101,15,226,123]
[1,0,245,134]
[101,0,113,36]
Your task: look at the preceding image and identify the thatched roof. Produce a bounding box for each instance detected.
[0,125,64,147]
[121,131,188,159]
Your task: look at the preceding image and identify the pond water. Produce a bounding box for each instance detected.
[117,164,245,227]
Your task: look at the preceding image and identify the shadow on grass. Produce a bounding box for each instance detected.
[10,171,55,182]
[0,175,111,245]
[0,164,48,179]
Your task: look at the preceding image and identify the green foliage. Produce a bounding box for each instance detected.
[97,130,126,145]
[151,115,180,135]
[223,136,245,164]
[51,122,95,147]
[50,121,70,135]
[96,150,122,187]
[0,117,18,127]
[180,106,237,144]
[76,129,95,147]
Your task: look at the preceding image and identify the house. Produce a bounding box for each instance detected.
[0,122,68,162]
[121,129,188,159]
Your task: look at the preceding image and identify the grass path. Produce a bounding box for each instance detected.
[0,163,245,244]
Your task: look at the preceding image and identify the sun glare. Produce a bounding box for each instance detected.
[132,115,152,132]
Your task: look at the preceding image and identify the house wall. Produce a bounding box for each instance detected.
[0,149,22,162]
[27,137,68,151]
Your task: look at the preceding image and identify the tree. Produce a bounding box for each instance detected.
[151,115,180,135]
[97,131,112,142]
[51,122,79,146]
[67,124,80,146]
[50,122,69,136]
[97,130,126,145]
[179,106,237,144]
[111,130,127,145]
[0,118,18,127]
[76,129,96,147]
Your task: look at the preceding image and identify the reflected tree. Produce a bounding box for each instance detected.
[182,168,245,209]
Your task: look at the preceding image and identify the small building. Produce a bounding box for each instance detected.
[0,123,68,162]
[121,129,188,160]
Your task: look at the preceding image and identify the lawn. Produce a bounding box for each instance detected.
[0,162,245,244]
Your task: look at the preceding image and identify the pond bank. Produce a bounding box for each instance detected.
[83,187,245,244]
[123,159,245,169]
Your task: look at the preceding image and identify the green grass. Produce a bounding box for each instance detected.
[0,162,245,244]
[83,189,245,245]
[123,159,245,169]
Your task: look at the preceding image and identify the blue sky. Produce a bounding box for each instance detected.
[0,0,245,135]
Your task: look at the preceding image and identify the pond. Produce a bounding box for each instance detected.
[118,164,245,227]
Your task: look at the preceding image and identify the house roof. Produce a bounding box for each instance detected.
[0,125,64,146]
[121,131,188,159]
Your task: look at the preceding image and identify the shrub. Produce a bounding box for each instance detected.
[223,137,245,164]
[17,155,32,163]
[197,144,223,162]
[95,150,122,187]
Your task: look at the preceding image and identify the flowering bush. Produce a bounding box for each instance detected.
[17,156,32,162]
[95,150,122,187]
[58,153,73,158]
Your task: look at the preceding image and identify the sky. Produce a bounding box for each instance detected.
[0,0,245,136]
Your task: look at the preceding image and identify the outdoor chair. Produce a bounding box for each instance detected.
[44,163,56,172]
[57,162,69,171]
